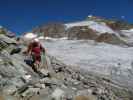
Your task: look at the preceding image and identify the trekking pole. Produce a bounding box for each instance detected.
[42,49,48,69]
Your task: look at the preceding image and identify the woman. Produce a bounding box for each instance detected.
[26,39,45,71]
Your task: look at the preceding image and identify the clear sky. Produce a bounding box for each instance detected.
[0,0,133,34]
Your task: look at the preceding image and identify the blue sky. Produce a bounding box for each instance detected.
[0,0,133,34]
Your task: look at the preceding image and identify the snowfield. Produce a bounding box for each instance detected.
[42,39,133,89]
[65,21,115,34]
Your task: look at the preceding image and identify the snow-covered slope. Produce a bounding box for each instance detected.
[65,21,115,34]
[120,29,133,43]
[121,29,133,37]
[42,39,133,89]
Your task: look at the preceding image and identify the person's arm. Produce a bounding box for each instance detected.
[40,44,45,53]
[27,43,33,55]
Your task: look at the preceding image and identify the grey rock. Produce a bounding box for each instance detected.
[39,69,50,77]
[0,34,16,44]
[34,83,45,89]
[21,87,40,97]
[51,88,65,100]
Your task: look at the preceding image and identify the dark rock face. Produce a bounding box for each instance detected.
[66,26,128,46]
[67,26,98,40]
[106,21,133,30]
[33,23,66,38]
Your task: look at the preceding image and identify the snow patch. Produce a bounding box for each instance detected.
[88,21,115,34]
[120,29,133,42]
[129,29,133,32]
[44,37,68,40]
[24,33,37,39]
[121,29,133,34]
[65,21,115,34]
[37,36,45,40]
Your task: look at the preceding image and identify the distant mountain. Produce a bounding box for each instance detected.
[32,16,133,46]
[87,16,133,30]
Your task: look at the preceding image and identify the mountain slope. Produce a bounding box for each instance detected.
[65,21,115,34]
[32,17,133,46]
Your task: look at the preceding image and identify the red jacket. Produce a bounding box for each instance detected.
[32,47,41,57]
